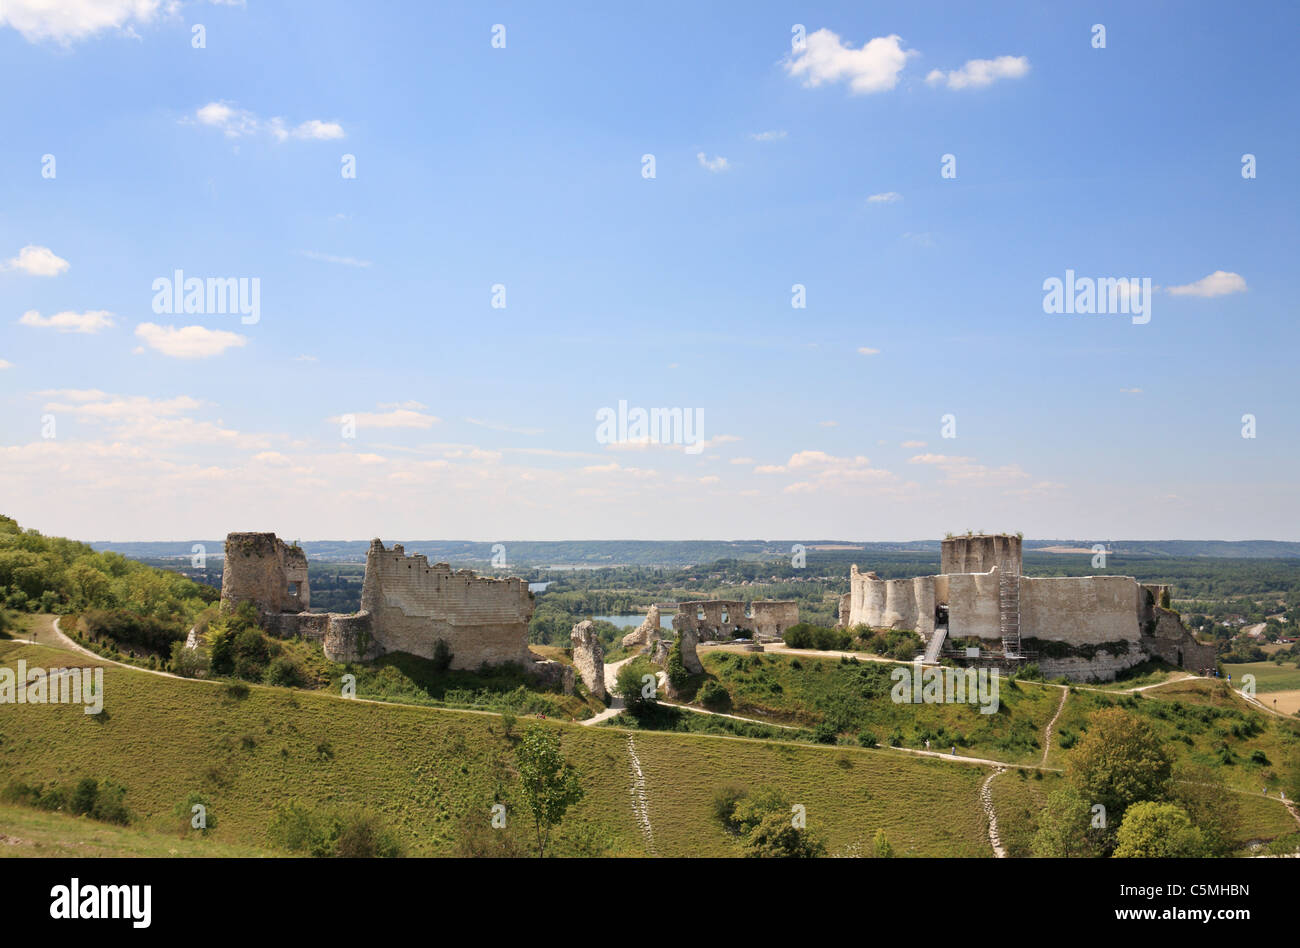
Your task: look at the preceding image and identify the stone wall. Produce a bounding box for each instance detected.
[1019,575,1143,645]
[940,534,1021,577]
[359,539,534,670]
[844,541,1214,679]
[221,532,310,615]
[570,620,606,700]
[673,599,798,639]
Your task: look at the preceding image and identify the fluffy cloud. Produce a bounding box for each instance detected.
[0,0,161,44]
[4,245,69,276]
[1167,270,1247,297]
[697,152,729,172]
[785,29,916,94]
[192,102,345,142]
[857,346,880,356]
[19,309,114,333]
[867,192,901,204]
[749,130,787,141]
[134,323,248,358]
[926,56,1030,90]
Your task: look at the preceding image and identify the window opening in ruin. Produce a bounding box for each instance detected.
[720,608,729,624]
[697,606,705,620]
[288,582,299,597]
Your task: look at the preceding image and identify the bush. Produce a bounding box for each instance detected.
[80,607,186,656]
[697,680,731,711]
[169,640,209,678]
[266,656,306,688]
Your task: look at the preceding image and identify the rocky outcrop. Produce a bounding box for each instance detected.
[651,638,670,665]
[621,605,661,652]
[571,620,607,701]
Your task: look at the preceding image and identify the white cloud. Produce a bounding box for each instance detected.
[19,309,114,333]
[749,130,787,141]
[191,101,345,142]
[697,152,729,172]
[926,56,1030,90]
[908,453,1030,488]
[1120,387,1143,395]
[294,354,318,362]
[0,0,161,44]
[134,323,248,358]
[0,359,12,369]
[1166,270,1247,297]
[301,250,371,268]
[784,29,916,94]
[4,245,69,276]
[867,191,901,204]
[818,420,839,427]
[289,119,345,141]
[329,407,439,429]
[901,440,927,448]
[857,346,880,356]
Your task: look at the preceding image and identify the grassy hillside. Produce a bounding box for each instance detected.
[1042,679,1300,789]
[696,650,1060,764]
[0,641,996,857]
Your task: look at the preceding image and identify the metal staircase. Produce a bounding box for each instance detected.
[999,560,1022,659]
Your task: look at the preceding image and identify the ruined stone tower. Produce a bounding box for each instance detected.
[220,532,310,614]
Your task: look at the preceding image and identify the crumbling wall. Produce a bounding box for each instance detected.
[941,534,1022,577]
[360,539,534,669]
[750,601,798,638]
[221,532,310,614]
[570,620,606,700]
[622,605,661,652]
[673,599,798,639]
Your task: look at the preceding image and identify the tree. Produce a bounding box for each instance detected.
[615,660,656,715]
[1031,785,1110,857]
[1113,802,1208,858]
[514,724,584,857]
[1065,708,1172,825]
[728,786,826,858]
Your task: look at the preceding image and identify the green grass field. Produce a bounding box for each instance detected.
[0,641,997,857]
[1227,661,1300,693]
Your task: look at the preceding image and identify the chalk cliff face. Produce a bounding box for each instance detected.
[570,620,607,701]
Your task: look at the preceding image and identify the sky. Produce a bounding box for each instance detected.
[0,0,1296,543]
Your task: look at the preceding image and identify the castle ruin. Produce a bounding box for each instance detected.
[220,533,538,671]
[837,533,1215,681]
[672,599,799,640]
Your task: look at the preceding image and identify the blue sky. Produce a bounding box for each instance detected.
[0,0,1296,542]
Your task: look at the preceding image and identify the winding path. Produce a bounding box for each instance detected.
[980,768,1008,858]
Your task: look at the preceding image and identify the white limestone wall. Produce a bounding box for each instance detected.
[1020,576,1141,645]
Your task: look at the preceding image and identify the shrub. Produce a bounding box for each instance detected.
[266,656,306,688]
[697,680,731,711]
[169,640,209,679]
